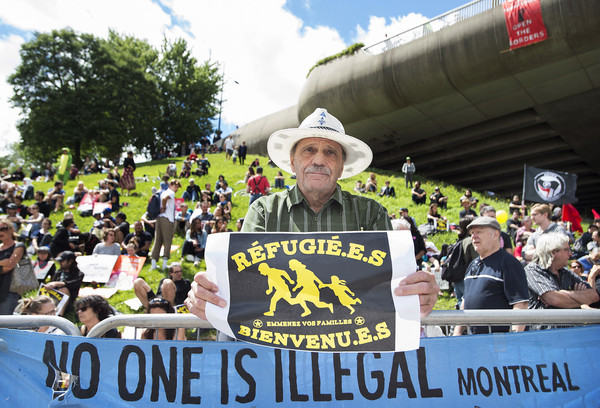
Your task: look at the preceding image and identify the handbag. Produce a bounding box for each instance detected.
[9,255,39,295]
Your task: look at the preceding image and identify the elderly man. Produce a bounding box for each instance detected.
[454,217,529,335]
[186,108,438,323]
[525,233,599,309]
[523,204,569,261]
[480,205,513,254]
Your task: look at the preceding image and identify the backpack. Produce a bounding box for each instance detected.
[441,240,467,283]
[146,192,162,219]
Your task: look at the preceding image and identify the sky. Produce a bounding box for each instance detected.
[0,0,468,157]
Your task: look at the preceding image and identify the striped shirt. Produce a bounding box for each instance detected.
[241,184,392,232]
[525,263,590,309]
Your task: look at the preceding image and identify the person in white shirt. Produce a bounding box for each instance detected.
[150,179,181,270]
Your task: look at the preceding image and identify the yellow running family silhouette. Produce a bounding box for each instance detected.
[258,260,362,317]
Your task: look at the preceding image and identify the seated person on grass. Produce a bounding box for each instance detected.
[133,262,191,310]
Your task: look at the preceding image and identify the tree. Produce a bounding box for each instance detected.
[9,29,222,164]
[8,29,114,165]
[156,38,221,155]
[98,31,161,159]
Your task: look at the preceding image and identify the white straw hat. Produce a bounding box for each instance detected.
[267,108,373,179]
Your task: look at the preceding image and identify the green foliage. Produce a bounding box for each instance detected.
[8,29,222,165]
[307,43,365,77]
[8,29,105,165]
[154,38,221,157]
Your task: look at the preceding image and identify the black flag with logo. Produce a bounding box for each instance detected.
[523,165,578,205]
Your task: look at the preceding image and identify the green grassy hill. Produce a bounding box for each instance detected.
[23,152,525,319]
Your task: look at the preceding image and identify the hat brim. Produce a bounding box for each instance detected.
[267,128,372,179]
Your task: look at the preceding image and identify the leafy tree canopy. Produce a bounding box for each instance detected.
[8,28,222,166]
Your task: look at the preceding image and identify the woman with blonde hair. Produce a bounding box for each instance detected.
[21,295,64,334]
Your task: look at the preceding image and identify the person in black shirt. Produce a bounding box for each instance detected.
[46,251,84,315]
[133,262,191,310]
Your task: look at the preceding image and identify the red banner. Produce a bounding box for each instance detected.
[503,0,548,50]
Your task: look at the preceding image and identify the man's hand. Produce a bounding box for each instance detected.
[185,271,227,320]
[394,270,439,318]
[186,269,440,321]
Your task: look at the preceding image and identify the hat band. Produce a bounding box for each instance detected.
[307,125,341,133]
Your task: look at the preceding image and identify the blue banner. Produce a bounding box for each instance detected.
[0,327,599,407]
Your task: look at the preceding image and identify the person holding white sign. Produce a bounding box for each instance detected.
[186,108,439,321]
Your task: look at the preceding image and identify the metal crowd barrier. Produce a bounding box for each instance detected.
[0,315,82,336]
[3,310,599,339]
[363,0,507,55]
[86,313,213,338]
[85,309,600,338]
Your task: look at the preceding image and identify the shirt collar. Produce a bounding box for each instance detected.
[286,184,343,213]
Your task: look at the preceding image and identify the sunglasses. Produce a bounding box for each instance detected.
[570,264,581,269]
[0,226,10,232]
[77,306,89,312]
[149,298,170,306]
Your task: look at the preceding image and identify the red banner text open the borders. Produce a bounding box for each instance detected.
[503,0,548,50]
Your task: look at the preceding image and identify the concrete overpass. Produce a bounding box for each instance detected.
[232,0,600,208]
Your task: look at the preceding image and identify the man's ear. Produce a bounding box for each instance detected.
[289,155,295,173]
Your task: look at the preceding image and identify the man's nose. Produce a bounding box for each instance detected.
[311,150,327,165]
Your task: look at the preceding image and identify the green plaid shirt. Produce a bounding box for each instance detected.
[241,184,392,232]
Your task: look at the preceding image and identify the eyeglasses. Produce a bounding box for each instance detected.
[77,306,89,312]
[171,269,183,274]
[0,226,9,232]
[42,308,57,316]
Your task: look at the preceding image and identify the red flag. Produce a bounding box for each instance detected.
[592,209,600,220]
[562,204,582,233]
[503,0,548,50]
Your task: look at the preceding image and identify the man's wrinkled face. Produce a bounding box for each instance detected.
[290,137,344,197]
[469,226,499,255]
[552,244,572,269]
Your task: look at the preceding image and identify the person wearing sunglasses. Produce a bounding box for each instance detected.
[133,262,191,311]
[569,260,585,277]
[0,219,26,314]
[75,295,120,338]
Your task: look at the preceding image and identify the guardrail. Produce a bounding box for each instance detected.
[363,0,506,55]
[85,309,600,338]
[0,315,82,336]
[4,310,599,339]
[86,313,213,338]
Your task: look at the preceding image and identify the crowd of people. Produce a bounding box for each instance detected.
[1,110,598,342]
[0,135,286,340]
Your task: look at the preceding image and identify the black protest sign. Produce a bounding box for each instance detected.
[225,232,398,352]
